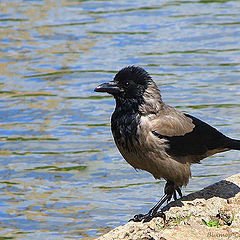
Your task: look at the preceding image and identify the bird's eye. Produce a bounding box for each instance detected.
[124,82,129,87]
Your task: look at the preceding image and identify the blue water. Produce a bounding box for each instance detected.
[0,0,240,239]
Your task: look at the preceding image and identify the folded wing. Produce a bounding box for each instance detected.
[151,111,228,163]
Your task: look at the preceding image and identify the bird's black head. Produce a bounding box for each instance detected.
[94,66,152,100]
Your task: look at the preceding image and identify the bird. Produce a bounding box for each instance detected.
[94,66,240,222]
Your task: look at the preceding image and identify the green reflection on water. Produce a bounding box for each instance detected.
[0,137,58,141]
[140,48,240,55]
[0,181,19,185]
[95,180,163,190]
[194,174,221,178]
[176,103,240,110]
[0,149,100,156]
[24,69,116,78]
[27,165,87,172]
[64,95,112,100]
[0,237,15,240]
[0,18,27,22]
[88,31,151,35]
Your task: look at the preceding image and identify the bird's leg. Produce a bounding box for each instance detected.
[176,186,183,198]
[164,180,182,202]
[130,180,182,222]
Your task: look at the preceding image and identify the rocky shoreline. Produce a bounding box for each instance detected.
[97,173,240,240]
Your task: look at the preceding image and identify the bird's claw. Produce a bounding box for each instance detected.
[129,211,165,223]
[128,213,145,222]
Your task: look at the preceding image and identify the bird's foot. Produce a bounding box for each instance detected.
[129,210,165,223]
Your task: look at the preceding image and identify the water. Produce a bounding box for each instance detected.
[0,0,240,239]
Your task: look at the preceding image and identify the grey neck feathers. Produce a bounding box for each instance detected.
[139,82,163,115]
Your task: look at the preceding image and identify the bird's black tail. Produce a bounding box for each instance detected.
[226,138,240,150]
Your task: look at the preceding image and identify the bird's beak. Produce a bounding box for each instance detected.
[94,81,121,95]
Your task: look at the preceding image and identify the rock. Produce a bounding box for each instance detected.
[97,173,240,240]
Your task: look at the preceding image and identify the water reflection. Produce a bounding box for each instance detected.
[0,0,240,239]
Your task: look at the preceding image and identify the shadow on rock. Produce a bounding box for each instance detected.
[163,179,240,211]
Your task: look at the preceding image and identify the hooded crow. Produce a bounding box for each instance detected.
[94,66,240,222]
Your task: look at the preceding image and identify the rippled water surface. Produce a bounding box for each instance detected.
[0,0,240,239]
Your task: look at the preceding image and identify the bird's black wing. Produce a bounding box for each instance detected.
[152,114,228,162]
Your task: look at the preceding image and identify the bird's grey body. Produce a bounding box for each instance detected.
[111,89,192,187]
[94,66,240,222]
